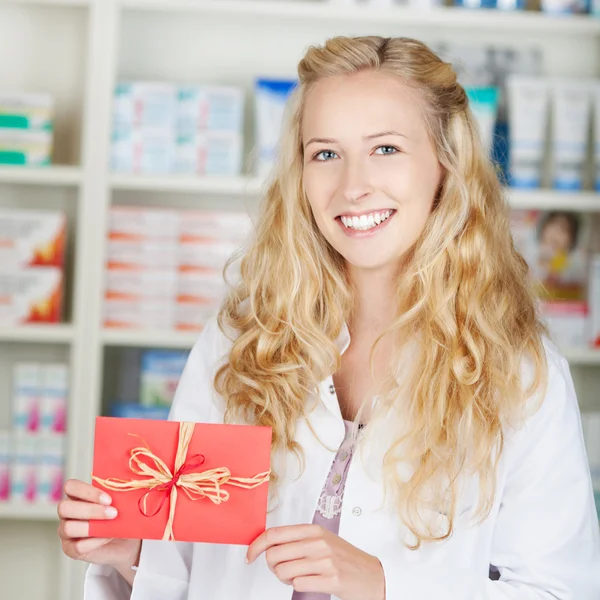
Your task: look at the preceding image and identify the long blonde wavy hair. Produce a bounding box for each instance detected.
[215,36,548,548]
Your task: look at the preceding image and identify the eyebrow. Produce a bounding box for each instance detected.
[304,131,406,147]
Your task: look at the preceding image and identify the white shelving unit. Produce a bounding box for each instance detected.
[0,1,599,599]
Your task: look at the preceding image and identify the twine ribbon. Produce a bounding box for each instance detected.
[92,421,270,541]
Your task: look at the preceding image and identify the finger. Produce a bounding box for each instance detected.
[57,499,118,521]
[246,525,322,564]
[265,538,329,570]
[292,575,333,595]
[64,479,112,506]
[58,519,90,541]
[274,558,330,586]
[69,537,113,558]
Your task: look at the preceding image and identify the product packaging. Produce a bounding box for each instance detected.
[104,299,175,330]
[551,79,591,191]
[0,92,54,131]
[139,350,189,407]
[0,268,63,325]
[10,434,37,502]
[0,129,52,166]
[465,87,499,153]
[89,417,271,544]
[507,76,549,189]
[590,254,600,348]
[177,85,244,135]
[109,402,170,421]
[109,207,180,242]
[0,209,66,267]
[12,363,41,434]
[593,83,600,192]
[540,301,588,349]
[37,434,65,503]
[40,364,68,435]
[254,78,297,177]
[180,210,253,244]
[0,432,10,502]
[174,131,243,176]
[541,0,590,13]
[105,269,179,302]
[178,240,239,272]
[111,128,176,174]
[106,240,179,270]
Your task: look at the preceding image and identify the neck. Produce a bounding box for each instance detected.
[347,264,398,338]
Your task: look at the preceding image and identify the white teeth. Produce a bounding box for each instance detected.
[340,210,394,231]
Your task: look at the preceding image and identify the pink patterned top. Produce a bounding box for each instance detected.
[292,420,360,600]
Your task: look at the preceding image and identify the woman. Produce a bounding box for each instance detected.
[59,36,600,599]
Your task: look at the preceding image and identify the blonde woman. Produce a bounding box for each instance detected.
[59,36,600,600]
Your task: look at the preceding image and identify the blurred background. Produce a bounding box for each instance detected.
[0,0,599,598]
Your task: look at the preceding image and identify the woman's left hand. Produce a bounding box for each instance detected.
[245,524,385,600]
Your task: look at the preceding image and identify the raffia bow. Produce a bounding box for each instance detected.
[92,421,270,541]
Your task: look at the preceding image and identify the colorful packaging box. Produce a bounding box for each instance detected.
[177,85,244,135]
[105,269,179,301]
[180,210,253,244]
[0,209,66,267]
[175,301,216,332]
[0,432,9,502]
[111,128,176,174]
[0,268,63,324]
[40,364,68,435]
[109,207,180,242]
[178,240,239,272]
[104,299,175,330]
[106,240,179,270]
[0,129,53,166]
[540,301,588,349]
[0,92,54,130]
[177,271,226,304]
[139,350,189,407]
[37,434,65,503]
[10,434,37,502]
[174,131,243,176]
[12,363,41,434]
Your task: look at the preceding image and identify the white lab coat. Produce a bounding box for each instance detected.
[84,316,600,600]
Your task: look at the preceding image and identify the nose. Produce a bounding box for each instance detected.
[340,157,373,204]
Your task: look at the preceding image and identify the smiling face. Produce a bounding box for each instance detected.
[302,70,443,275]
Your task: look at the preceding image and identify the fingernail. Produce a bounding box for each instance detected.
[245,556,250,564]
[99,493,112,506]
[105,507,118,519]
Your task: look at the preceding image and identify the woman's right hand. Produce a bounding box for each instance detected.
[58,479,141,571]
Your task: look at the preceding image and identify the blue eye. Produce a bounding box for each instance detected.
[314,150,339,161]
[374,145,399,155]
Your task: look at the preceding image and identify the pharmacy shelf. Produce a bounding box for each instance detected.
[2,0,89,7]
[121,0,600,36]
[0,502,59,521]
[509,189,600,212]
[0,166,83,187]
[0,324,75,344]
[102,328,199,349]
[563,348,600,366]
[110,173,264,195]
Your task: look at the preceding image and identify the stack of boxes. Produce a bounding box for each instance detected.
[111,82,244,176]
[0,93,54,167]
[104,207,252,331]
[0,363,68,504]
[0,209,66,326]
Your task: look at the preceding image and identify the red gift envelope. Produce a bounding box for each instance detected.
[89,417,272,545]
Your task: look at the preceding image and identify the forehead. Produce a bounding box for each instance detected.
[302,70,426,140]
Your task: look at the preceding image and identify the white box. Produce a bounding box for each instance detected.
[0,268,63,325]
[10,433,37,502]
[178,240,240,271]
[177,85,244,135]
[0,92,54,130]
[175,131,243,176]
[540,301,588,349]
[591,255,600,348]
[113,82,177,133]
[0,209,66,267]
[36,434,65,503]
[109,207,180,241]
[105,268,178,301]
[0,431,10,502]
[106,240,179,270]
[111,128,176,174]
[180,210,253,244]
[0,129,53,166]
[12,363,41,434]
[40,364,68,435]
[104,299,175,330]
[175,302,218,332]
[177,271,227,303]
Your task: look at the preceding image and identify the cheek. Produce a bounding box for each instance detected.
[303,168,338,219]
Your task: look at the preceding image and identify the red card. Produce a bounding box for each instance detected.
[89,417,272,545]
